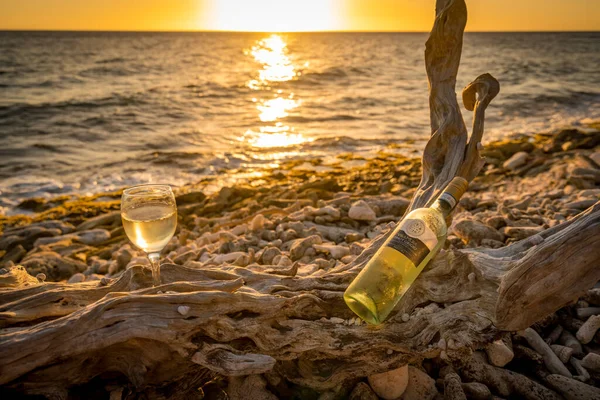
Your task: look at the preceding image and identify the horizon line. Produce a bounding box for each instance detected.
[1,28,599,34]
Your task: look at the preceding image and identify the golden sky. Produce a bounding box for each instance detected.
[1,0,598,32]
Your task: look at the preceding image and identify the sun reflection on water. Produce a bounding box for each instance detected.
[243,34,311,151]
[257,97,299,122]
[248,35,297,84]
[242,124,312,149]
[252,132,310,148]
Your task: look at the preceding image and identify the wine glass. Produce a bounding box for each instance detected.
[121,184,177,286]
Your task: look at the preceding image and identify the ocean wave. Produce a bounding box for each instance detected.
[184,81,246,99]
[32,143,61,152]
[0,76,84,89]
[502,90,600,115]
[78,65,137,78]
[302,66,370,79]
[0,94,148,119]
[95,57,127,64]
[284,114,360,123]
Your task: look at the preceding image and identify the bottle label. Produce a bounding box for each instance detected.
[386,219,438,266]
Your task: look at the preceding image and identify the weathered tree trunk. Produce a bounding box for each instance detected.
[1,1,599,398]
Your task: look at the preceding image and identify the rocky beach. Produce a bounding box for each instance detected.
[1,123,600,399]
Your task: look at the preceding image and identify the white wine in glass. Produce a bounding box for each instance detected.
[121,184,177,286]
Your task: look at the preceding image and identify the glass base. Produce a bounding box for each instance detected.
[344,292,381,325]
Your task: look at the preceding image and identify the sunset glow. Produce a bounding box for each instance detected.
[205,0,342,32]
[1,0,598,32]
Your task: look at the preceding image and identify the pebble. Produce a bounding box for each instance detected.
[250,214,266,231]
[277,255,293,267]
[444,373,467,400]
[349,382,378,400]
[559,330,583,354]
[341,255,355,264]
[575,307,600,319]
[345,232,365,243]
[67,273,86,284]
[313,244,350,259]
[367,365,409,400]
[576,315,600,344]
[570,358,590,382]
[503,151,528,170]
[401,313,410,322]
[402,366,437,400]
[76,212,120,231]
[437,338,447,350]
[503,226,544,240]
[177,306,190,316]
[484,215,507,229]
[581,353,600,372]
[546,374,600,400]
[260,247,281,265]
[453,219,504,244]
[485,338,514,367]
[522,327,572,377]
[114,246,135,270]
[100,277,113,286]
[348,200,377,222]
[329,317,345,324]
[461,382,491,400]
[213,252,246,264]
[564,199,597,210]
[76,229,111,246]
[21,251,87,281]
[290,235,322,261]
[550,344,573,364]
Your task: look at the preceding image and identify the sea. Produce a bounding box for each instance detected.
[1,31,599,214]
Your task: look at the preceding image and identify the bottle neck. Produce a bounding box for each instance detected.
[430,177,468,218]
[431,195,456,218]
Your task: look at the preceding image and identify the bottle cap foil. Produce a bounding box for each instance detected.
[444,176,468,201]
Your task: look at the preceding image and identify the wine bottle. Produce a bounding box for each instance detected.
[344,177,468,324]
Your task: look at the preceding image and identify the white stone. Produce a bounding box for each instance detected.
[348,200,377,221]
[503,151,528,170]
[213,252,247,264]
[485,339,514,367]
[177,306,190,316]
[367,365,409,400]
[329,317,345,324]
[313,244,350,259]
[437,338,447,350]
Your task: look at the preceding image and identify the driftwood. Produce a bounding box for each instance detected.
[1,0,600,398]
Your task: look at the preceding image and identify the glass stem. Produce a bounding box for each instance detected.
[148,252,161,286]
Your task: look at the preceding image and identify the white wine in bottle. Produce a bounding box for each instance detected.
[344,177,468,324]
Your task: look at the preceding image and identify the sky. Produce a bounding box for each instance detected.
[1,0,598,32]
